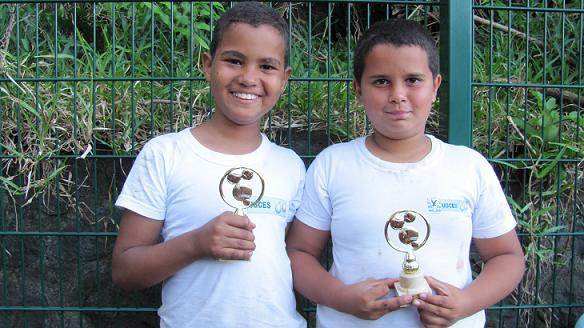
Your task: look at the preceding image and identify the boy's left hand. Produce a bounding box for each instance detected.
[412,276,470,328]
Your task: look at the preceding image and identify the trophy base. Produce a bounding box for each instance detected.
[395,270,432,297]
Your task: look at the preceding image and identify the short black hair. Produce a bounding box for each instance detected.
[353,19,439,83]
[209,2,290,66]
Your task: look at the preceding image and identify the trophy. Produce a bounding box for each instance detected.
[384,210,432,297]
[219,167,265,216]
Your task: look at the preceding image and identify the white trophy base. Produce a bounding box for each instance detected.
[395,269,432,297]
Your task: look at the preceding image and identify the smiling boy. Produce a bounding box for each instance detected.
[112,3,306,327]
[286,19,524,327]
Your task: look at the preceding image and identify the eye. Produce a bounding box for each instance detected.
[373,79,389,86]
[406,77,421,85]
[224,58,242,65]
[260,64,277,71]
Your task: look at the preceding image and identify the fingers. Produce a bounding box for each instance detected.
[418,307,455,328]
[222,212,256,231]
[366,278,395,299]
[360,279,413,319]
[379,294,413,311]
[217,248,254,261]
[425,276,450,296]
[413,296,447,316]
[209,235,256,261]
[198,213,257,260]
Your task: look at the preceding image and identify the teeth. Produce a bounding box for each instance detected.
[233,92,258,100]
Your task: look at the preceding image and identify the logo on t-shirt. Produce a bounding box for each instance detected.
[247,196,288,218]
[427,198,469,213]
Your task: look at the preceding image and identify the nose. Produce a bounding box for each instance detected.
[389,84,406,103]
[238,65,258,86]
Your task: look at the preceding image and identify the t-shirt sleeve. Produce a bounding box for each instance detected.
[295,153,333,231]
[284,156,306,223]
[472,159,517,239]
[115,140,168,220]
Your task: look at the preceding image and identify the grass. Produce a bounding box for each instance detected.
[472,1,583,325]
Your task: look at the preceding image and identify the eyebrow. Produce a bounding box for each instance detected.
[219,50,282,68]
[367,72,427,80]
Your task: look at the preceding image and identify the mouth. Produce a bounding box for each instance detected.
[232,92,259,100]
[385,110,412,119]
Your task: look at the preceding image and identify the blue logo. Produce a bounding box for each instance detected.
[427,198,469,213]
[248,196,288,218]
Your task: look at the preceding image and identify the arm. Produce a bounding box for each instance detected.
[413,229,525,327]
[286,219,412,320]
[112,209,256,290]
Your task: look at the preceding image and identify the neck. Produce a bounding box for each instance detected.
[366,133,431,163]
[192,119,262,155]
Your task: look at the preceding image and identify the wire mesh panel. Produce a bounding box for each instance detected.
[472,1,583,327]
[0,0,581,327]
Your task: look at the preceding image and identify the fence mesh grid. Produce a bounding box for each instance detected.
[0,1,582,327]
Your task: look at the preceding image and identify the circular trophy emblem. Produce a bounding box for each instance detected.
[219,167,265,216]
[384,210,430,253]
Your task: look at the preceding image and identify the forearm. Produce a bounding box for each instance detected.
[462,252,525,316]
[288,250,346,310]
[113,229,202,289]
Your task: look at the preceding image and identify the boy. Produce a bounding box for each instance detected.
[112,2,306,327]
[286,19,525,327]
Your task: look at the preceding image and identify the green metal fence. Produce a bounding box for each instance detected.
[0,1,581,327]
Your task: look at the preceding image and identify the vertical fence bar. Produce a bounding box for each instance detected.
[286,2,292,151]
[188,2,194,127]
[307,3,313,157]
[440,0,472,146]
[569,6,583,323]
[14,5,27,327]
[345,3,351,146]
[0,6,6,325]
[131,3,137,151]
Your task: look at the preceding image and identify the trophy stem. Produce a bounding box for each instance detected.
[234,208,245,216]
[394,250,431,297]
[403,250,419,274]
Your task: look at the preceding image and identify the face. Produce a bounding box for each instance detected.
[202,23,291,127]
[353,44,441,142]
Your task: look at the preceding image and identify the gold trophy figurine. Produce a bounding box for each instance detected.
[384,210,432,297]
[219,167,265,216]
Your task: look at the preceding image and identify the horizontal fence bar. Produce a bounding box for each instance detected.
[300,303,584,313]
[5,231,583,237]
[0,306,157,312]
[474,5,584,14]
[517,232,584,237]
[0,155,580,164]
[0,77,354,83]
[474,82,584,89]
[0,231,117,236]
[0,0,442,4]
[489,304,584,310]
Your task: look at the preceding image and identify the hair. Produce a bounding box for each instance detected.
[353,19,439,83]
[209,1,290,66]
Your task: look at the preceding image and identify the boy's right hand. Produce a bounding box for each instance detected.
[332,278,413,320]
[194,211,256,260]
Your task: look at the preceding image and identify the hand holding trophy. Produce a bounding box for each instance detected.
[219,167,265,216]
[384,210,432,297]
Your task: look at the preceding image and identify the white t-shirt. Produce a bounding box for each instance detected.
[296,135,517,328]
[116,128,306,328]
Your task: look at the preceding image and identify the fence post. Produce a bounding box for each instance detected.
[439,0,473,147]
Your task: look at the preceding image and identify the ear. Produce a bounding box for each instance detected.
[352,79,362,102]
[201,52,213,81]
[281,67,292,93]
[432,74,442,102]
